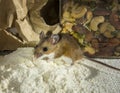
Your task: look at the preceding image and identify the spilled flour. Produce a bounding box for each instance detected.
[0,48,120,93]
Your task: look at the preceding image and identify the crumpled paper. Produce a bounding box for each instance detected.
[0,0,60,50]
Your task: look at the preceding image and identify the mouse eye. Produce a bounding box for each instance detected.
[43,47,48,52]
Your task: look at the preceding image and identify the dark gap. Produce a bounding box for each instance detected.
[40,0,59,25]
[0,50,15,56]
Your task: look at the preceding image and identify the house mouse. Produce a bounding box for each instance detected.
[34,31,120,71]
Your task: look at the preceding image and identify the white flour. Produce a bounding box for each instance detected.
[0,48,120,93]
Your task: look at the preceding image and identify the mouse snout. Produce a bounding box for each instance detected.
[34,52,43,58]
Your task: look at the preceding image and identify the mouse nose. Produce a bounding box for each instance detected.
[34,52,43,58]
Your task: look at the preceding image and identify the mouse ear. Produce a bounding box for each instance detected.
[50,34,60,45]
[39,31,45,40]
[46,31,52,37]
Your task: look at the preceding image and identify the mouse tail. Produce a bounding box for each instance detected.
[87,58,120,71]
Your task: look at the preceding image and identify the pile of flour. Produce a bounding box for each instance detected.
[0,48,120,93]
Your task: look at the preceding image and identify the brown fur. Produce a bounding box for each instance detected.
[34,33,83,62]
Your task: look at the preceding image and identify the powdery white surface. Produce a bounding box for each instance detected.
[0,48,120,93]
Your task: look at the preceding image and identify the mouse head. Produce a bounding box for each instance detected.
[34,31,61,58]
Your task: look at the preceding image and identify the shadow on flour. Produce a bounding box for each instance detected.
[82,64,99,80]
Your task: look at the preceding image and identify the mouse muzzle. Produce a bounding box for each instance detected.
[34,52,43,58]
